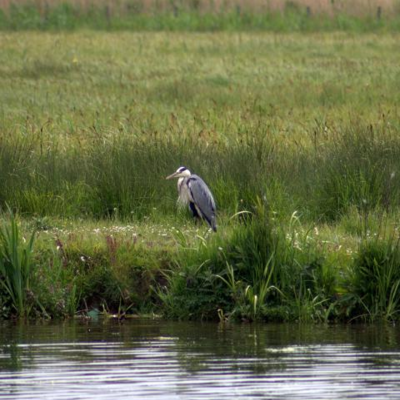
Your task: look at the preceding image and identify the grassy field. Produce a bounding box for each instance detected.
[1,31,400,321]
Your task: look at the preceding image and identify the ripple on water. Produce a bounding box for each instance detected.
[1,322,400,399]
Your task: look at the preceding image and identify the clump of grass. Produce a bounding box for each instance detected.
[0,210,36,318]
[157,228,229,320]
[348,236,400,321]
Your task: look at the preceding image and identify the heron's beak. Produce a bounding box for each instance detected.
[166,172,178,180]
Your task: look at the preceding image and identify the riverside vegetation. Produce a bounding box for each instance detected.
[1,30,400,322]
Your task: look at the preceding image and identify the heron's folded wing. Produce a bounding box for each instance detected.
[188,175,217,230]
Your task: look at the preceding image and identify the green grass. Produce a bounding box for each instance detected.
[0,31,400,321]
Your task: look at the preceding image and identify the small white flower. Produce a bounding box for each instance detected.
[293,242,302,251]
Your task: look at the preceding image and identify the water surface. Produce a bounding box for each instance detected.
[1,320,400,399]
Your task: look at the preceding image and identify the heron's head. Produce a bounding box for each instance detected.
[166,166,191,180]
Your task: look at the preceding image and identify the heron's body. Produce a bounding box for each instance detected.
[167,167,217,232]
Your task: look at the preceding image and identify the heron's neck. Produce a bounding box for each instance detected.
[178,177,185,190]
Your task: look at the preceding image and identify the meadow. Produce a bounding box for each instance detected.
[1,30,400,322]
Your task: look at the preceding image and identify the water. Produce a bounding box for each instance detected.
[1,320,400,399]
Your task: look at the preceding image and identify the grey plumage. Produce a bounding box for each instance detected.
[166,167,217,232]
[187,175,217,232]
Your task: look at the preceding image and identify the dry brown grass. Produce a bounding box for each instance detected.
[0,0,399,17]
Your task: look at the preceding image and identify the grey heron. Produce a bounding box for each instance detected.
[166,166,217,232]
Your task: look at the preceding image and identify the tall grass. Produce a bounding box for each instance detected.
[0,120,399,225]
[312,121,400,221]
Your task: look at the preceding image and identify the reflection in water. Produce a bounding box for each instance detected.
[1,320,400,399]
